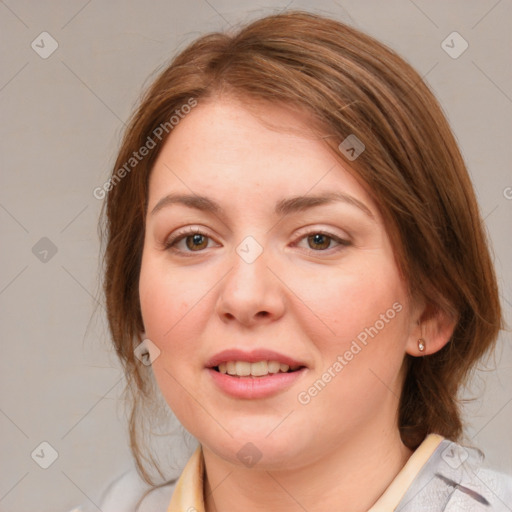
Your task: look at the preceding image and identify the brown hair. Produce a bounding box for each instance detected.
[99,9,504,498]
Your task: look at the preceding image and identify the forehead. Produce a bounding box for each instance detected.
[147,96,377,217]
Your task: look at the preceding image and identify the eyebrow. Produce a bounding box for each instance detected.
[150,191,374,219]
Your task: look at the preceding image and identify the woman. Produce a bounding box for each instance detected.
[75,10,511,512]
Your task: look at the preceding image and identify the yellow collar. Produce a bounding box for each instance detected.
[368,433,444,511]
[166,444,205,512]
[167,434,445,512]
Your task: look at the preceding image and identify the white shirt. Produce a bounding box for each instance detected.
[69,434,512,511]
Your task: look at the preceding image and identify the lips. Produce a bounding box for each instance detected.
[206,348,309,400]
[205,348,307,370]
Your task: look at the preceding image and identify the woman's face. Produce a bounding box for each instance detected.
[139,96,421,469]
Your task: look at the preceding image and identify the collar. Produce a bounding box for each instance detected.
[166,444,205,512]
[368,433,445,511]
[167,434,445,512]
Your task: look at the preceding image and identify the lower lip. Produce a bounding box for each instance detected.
[207,368,307,399]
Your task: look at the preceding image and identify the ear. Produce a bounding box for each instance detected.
[405,300,458,357]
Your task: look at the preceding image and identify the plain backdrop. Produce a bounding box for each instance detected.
[0,1,511,511]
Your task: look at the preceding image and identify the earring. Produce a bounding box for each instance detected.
[417,338,426,352]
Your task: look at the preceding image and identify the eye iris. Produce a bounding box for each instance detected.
[180,232,336,252]
[186,233,208,251]
[308,233,330,250]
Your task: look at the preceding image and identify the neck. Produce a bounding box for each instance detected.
[202,425,413,512]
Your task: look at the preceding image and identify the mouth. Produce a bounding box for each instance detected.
[212,360,305,377]
[207,363,307,399]
[205,348,308,398]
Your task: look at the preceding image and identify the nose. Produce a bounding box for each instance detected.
[216,240,286,327]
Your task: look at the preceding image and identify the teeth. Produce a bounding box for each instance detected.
[235,361,251,376]
[267,361,280,374]
[217,360,299,377]
[250,361,268,376]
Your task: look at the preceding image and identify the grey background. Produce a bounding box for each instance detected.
[0,1,511,511]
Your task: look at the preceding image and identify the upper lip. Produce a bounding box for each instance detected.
[205,349,307,369]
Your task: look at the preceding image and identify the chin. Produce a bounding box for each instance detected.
[199,426,311,470]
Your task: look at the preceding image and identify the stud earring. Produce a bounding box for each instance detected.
[418,338,426,352]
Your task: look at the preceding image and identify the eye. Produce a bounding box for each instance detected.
[164,227,217,254]
[163,227,351,256]
[293,231,351,254]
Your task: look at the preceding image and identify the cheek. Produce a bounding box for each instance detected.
[290,257,406,352]
[139,258,205,341]
[138,259,208,416]
[295,267,409,426]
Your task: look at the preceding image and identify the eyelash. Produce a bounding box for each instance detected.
[163,227,351,256]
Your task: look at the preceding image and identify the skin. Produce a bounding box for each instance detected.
[138,95,454,511]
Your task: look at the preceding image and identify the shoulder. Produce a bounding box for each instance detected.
[99,468,177,512]
[68,468,177,512]
[398,438,512,511]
